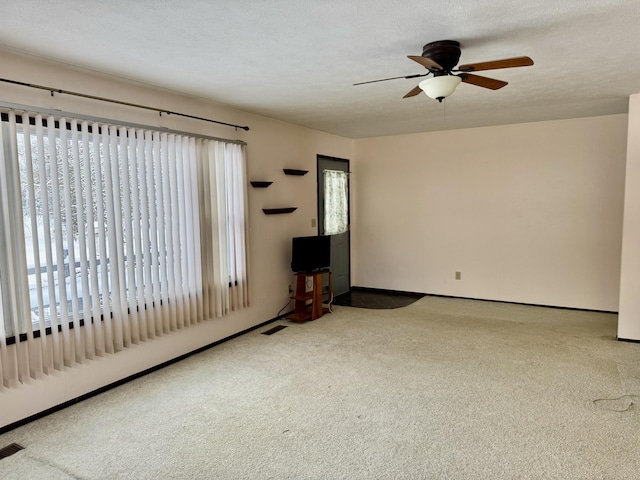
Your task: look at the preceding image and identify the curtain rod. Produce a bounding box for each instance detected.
[0,77,250,131]
[0,101,247,146]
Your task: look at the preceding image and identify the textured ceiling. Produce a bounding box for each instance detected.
[0,0,639,138]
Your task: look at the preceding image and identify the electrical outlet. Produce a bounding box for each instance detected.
[311,218,317,228]
[455,271,461,280]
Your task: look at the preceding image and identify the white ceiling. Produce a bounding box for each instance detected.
[1,0,639,138]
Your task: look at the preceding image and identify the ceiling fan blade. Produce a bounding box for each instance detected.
[460,73,508,90]
[403,85,424,98]
[457,56,534,72]
[353,73,428,86]
[407,55,443,70]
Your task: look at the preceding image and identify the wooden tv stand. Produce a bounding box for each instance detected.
[287,270,332,322]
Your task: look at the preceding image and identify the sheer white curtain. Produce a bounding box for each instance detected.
[323,169,348,235]
[0,108,248,389]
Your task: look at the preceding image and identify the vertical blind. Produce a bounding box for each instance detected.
[0,109,249,389]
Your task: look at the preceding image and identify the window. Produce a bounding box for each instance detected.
[323,169,348,235]
[0,109,248,387]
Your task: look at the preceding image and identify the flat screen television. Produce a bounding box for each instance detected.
[291,235,331,273]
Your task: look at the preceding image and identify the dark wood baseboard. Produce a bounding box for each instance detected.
[617,337,640,344]
[348,286,425,298]
[1,289,624,434]
[0,312,292,435]
[350,287,618,314]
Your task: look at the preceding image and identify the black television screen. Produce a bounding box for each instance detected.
[291,235,331,273]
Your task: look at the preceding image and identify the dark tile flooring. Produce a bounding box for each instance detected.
[332,288,425,309]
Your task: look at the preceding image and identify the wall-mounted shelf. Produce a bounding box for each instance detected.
[262,207,297,215]
[283,169,308,176]
[250,181,273,188]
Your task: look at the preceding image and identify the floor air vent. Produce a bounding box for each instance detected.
[0,443,24,459]
[262,325,288,335]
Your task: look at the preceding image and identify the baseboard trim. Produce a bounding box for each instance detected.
[617,337,640,344]
[350,287,618,315]
[0,293,619,435]
[349,286,425,298]
[0,310,293,435]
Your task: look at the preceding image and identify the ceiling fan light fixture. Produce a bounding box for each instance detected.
[419,75,462,102]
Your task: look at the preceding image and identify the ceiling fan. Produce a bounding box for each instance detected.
[354,40,533,102]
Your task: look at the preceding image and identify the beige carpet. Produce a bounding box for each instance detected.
[1,296,639,479]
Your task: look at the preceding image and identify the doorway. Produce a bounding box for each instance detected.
[317,155,350,296]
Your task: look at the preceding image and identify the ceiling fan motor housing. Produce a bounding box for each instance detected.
[422,40,461,73]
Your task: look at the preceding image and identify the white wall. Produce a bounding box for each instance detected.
[353,115,628,311]
[0,51,353,429]
[618,94,640,340]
